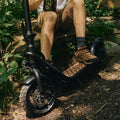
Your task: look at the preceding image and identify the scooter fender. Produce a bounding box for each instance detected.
[88,38,105,56]
[22,75,37,85]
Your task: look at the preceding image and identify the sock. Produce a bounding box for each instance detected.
[46,59,50,63]
[76,37,85,50]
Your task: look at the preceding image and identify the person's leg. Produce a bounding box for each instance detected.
[61,0,97,63]
[37,11,57,60]
[61,0,85,37]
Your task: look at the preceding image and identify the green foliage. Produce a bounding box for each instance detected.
[0,2,18,49]
[0,53,29,83]
[0,53,29,111]
[86,19,115,42]
[0,61,17,84]
[0,0,37,50]
[0,80,14,110]
[113,9,120,19]
[85,0,115,18]
[0,54,17,111]
[0,1,24,19]
[0,0,37,111]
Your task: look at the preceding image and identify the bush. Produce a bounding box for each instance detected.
[86,19,115,43]
[0,0,37,51]
[0,10,17,50]
[0,53,29,112]
[0,1,37,111]
[113,9,120,19]
[85,0,114,17]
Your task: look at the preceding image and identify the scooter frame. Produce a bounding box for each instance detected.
[22,0,103,86]
[21,0,106,116]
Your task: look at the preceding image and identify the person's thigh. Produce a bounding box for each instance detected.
[37,0,74,33]
[56,0,75,33]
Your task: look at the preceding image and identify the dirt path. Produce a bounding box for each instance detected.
[1,54,120,120]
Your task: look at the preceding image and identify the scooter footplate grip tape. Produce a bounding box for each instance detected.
[63,62,85,77]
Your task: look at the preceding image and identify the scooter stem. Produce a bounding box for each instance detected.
[23,0,35,45]
[23,0,44,92]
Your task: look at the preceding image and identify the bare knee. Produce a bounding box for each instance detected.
[37,11,57,28]
[72,0,84,7]
[44,12,57,26]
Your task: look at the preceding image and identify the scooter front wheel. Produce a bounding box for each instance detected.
[20,79,55,116]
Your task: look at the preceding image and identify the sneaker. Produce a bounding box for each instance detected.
[63,62,85,77]
[75,45,97,64]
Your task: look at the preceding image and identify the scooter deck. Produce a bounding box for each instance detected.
[63,62,86,77]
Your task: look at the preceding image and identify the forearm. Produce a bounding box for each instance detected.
[29,0,43,11]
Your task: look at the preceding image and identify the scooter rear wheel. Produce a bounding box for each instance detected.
[20,79,55,116]
[88,39,107,70]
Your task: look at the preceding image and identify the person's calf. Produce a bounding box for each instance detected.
[39,11,57,60]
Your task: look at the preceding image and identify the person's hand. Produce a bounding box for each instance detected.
[29,0,43,11]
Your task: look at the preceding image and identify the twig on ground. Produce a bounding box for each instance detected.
[94,102,108,115]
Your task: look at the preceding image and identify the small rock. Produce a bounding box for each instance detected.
[114,102,119,106]
[71,104,74,107]
[98,72,120,81]
[105,88,111,91]
[104,41,120,56]
[113,63,120,71]
[72,110,75,113]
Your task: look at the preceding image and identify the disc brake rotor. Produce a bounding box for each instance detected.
[33,87,54,109]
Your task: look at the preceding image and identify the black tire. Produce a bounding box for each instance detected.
[20,78,55,116]
[88,39,107,70]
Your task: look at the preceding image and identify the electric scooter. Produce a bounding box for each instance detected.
[20,0,106,116]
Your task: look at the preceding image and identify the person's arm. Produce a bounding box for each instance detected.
[29,0,43,11]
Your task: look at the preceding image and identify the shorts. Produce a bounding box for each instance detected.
[37,7,75,33]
